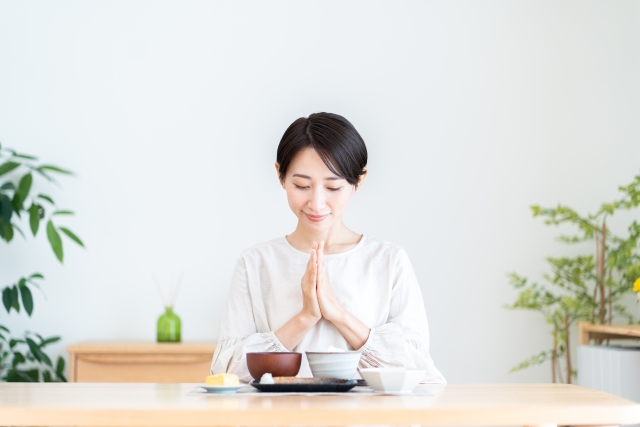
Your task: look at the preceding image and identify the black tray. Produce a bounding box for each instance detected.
[250,378,357,393]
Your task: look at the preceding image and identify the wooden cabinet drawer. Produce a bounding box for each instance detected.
[68,342,216,383]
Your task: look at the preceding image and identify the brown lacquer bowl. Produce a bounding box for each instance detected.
[246,352,302,380]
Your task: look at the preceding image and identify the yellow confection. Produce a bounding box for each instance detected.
[205,374,239,386]
[633,278,640,293]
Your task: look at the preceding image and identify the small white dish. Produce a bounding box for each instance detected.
[199,384,244,394]
[306,351,361,380]
[358,368,426,393]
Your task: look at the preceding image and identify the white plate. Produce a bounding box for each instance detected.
[198,384,244,394]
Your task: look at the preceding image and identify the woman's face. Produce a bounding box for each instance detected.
[277,148,363,233]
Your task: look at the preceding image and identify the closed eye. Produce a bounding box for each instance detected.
[328,187,342,192]
[294,184,309,189]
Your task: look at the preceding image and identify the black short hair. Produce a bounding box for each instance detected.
[276,112,368,187]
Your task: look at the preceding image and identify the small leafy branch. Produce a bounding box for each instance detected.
[0,144,83,260]
[507,172,640,384]
[0,328,66,382]
[0,143,84,382]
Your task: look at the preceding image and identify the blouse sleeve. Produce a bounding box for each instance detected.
[209,256,288,382]
[357,248,446,384]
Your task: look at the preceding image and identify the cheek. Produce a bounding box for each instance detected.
[327,191,351,212]
[285,188,306,208]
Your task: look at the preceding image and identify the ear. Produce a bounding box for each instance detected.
[275,162,285,189]
[352,167,368,194]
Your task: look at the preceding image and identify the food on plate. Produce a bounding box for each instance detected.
[205,373,239,386]
[260,373,275,384]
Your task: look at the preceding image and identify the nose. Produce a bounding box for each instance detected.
[307,186,326,213]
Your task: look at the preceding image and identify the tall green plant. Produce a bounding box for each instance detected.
[507,172,640,384]
[0,143,84,382]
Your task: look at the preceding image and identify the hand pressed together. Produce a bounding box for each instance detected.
[299,241,345,324]
[281,239,369,351]
[300,242,323,322]
[315,241,345,323]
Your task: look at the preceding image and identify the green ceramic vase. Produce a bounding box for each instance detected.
[157,307,181,342]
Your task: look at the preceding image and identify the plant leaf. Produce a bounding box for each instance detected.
[59,227,84,247]
[17,173,32,201]
[19,283,34,316]
[0,324,9,333]
[37,194,55,204]
[12,153,38,160]
[24,368,39,381]
[10,285,20,312]
[0,161,20,177]
[2,288,12,313]
[41,336,61,346]
[0,182,15,190]
[37,165,73,175]
[29,203,40,236]
[11,351,25,368]
[25,338,42,363]
[0,194,12,222]
[5,368,37,382]
[29,273,44,279]
[55,357,66,381]
[46,220,63,262]
[53,210,74,216]
[39,350,52,367]
[1,221,14,242]
[9,338,24,348]
[11,190,22,214]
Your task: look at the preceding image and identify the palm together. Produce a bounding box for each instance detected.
[301,241,344,324]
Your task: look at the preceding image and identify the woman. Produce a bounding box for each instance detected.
[210,112,445,383]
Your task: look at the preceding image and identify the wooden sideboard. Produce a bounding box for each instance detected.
[67,342,216,383]
[578,322,640,345]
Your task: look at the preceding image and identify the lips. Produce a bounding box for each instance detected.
[304,212,329,222]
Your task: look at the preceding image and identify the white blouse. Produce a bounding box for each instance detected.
[210,235,445,384]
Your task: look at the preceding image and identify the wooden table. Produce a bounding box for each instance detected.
[579,322,640,345]
[67,342,216,382]
[1,382,640,427]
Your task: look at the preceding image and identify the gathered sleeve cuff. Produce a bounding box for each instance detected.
[210,331,288,383]
[357,323,446,384]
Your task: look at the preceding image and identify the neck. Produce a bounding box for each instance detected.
[287,220,360,254]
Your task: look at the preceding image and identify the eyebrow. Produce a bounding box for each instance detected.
[292,174,343,181]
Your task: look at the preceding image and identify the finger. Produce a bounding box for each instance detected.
[317,241,324,267]
[311,251,317,283]
[312,269,317,285]
[307,243,318,271]
[317,258,323,285]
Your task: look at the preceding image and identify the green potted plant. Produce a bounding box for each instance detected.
[507,172,640,384]
[0,143,84,382]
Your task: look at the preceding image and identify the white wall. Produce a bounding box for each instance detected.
[0,0,639,383]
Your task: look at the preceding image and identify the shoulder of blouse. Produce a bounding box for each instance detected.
[236,237,289,259]
[361,236,408,259]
